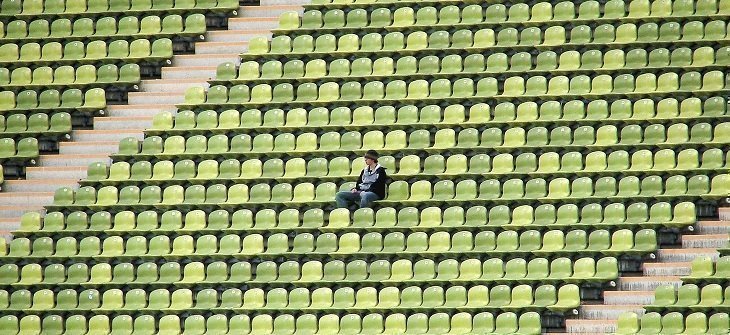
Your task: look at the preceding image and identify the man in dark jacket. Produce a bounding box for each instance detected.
[335,150,388,209]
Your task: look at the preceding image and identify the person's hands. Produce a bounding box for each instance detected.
[351,188,359,193]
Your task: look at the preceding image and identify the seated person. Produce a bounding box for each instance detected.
[335,150,388,209]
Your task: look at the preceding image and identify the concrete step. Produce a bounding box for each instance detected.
[106,104,177,117]
[139,79,209,93]
[207,29,271,43]
[38,154,111,167]
[1,179,79,192]
[59,141,120,155]
[172,53,240,67]
[565,319,617,334]
[228,17,279,30]
[682,234,728,249]
[0,217,22,233]
[162,66,217,80]
[195,41,249,55]
[260,0,309,6]
[617,276,682,291]
[71,129,144,143]
[603,290,654,305]
[579,305,645,320]
[719,207,730,221]
[93,116,154,131]
[26,166,88,180]
[657,248,720,262]
[238,5,303,18]
[127,92,185,105]
[0,206,45,219]
[695,220,730,234]
[643,262,691,276]
[0,192,54,206]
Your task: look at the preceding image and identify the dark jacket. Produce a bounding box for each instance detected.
[355,164,388,199]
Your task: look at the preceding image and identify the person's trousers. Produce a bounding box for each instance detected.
[335,191,380,209]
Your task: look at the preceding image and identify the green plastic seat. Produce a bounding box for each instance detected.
[323,9,345,28]
[678,312,707,335]
[659,312,686,334]
[708,313,730,334]
[648,284,679,313]
[340,8,367,28]
[615,312,641,334]
[278,11,300,30]
[300,10,322,29]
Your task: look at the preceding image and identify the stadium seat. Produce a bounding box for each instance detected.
[3,1,730,333]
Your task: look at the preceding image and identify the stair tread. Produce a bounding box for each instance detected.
[73,129,142,134]
[163,66,216,71]
[229,17,278,22]
[0,205,45,209]
[696,220,730,225]
[566,319,618,324]
[60,141,122,146]
[141,78,208,84]
[26,166,87,171]
[40,154,111,158]
[156,75,209,82]
[209,29,270,34]
[659,247,719,251]
[683,234,729,239]
[128,92,185,96]
[107,104,176,109]
[581,304,645,309]
[603,290,653,296]
[0,191,54,196]
[175,53,239,58]
[241,5,302,9]
[196,41,248,46]
[643,262,691,266]
[620,276,682,280]
[3,179,79,184]
[94,116,153,121]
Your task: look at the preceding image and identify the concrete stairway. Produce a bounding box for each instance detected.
[0,0,308,237]
[561,207,730,334]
